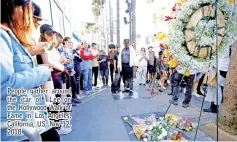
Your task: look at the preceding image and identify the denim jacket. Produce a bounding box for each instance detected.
[0,26,52,141]
[58,46,74,72]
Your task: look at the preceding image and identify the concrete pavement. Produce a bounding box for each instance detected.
[61,78,216,141]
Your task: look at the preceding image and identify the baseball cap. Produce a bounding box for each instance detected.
[123,39,130,43]
[40,24,57,34]
[33,2,48,21]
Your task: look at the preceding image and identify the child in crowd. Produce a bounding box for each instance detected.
[98,50,110,87]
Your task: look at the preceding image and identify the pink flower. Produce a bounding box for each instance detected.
[172,4,176,11]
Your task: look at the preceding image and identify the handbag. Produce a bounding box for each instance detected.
[51,68,62,81]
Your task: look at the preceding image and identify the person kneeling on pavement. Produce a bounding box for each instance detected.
[98,50,110,87]
[117,39,137,95]
[169,66,201,108]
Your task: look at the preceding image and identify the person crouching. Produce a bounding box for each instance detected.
[98,50,110,87]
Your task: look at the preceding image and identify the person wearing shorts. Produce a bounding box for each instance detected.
[159,48,170,89]
[147,46,155,83]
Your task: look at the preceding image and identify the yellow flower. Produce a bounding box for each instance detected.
[155,33,167,41]
[168,58,178,68]
[163,48,170,57]
[177,0,183,6]
[228,0,235,4]
[177,2,182,6]
[184,70,190,76]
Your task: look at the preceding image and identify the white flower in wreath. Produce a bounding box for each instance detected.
[167,0,237,71]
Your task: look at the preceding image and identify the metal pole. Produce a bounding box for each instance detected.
[116,0,120,47]
[131,0,136,50]
[215,0,219,141]
[102,3,106,50]
[129,2,132,42]
[109,0,113,43]
[105,0,109,51]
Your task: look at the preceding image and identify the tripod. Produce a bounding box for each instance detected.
[147,61,170,93]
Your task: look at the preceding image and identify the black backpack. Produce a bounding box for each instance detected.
[111,73,121,93]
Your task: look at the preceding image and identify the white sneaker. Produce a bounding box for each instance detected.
[76,94,84,99]
[192,92,201,97]
[159,81,166,89]
[57,127,72,135]
[167,80,170,85]
[161,85,166,89]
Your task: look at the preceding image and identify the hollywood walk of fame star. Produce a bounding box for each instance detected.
[127,113,157,134]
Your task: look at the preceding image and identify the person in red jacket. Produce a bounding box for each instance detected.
[80,41,96,95]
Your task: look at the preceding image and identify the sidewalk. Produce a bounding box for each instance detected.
[61,78,216,141]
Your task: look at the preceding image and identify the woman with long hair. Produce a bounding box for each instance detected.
[36,24,57,103]
[58,37,81,105]
[1,0,60,141]
[37,25,74,135]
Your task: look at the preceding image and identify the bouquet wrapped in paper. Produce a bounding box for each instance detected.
[141,121,168,142]
[169,130,183,141]
[177,119,195,131]
[165,114,180,127]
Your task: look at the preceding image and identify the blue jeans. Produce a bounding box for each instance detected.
[100,68,109,85]
[82,69,92,94]
[74,64,81,94]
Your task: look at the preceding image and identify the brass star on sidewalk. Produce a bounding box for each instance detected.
[128,114,157,134]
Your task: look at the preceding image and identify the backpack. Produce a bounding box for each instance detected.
[111,73,121,93]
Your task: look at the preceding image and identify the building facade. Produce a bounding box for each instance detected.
[33,0,72,37]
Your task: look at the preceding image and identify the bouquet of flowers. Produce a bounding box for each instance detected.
[165,114,195,131]
[165,114,180,127]
[169,130,183,140]
[177,119,195,131]
[141,121,168,142]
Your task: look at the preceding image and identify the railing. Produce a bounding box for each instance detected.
[1,121,42,141]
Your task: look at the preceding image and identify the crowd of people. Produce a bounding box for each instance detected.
[0,0,232,141]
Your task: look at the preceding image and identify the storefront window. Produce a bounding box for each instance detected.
[50,0,64,36]
[33,0,52,24]
[64,17,71,37]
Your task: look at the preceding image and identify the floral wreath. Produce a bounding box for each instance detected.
[167,0,237,72]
